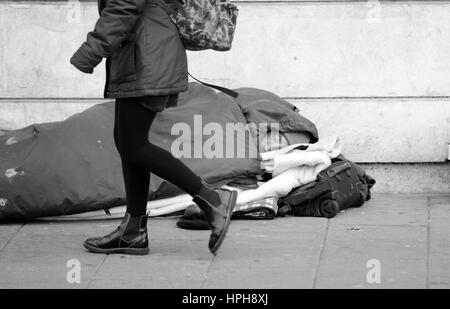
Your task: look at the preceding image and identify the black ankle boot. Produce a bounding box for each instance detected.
[83,213,149,255]
[193,182,237,254]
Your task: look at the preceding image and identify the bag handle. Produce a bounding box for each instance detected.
[189,73,239,99]
[326,162,352,178]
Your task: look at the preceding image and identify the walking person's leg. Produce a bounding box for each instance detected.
[84,96,237,255]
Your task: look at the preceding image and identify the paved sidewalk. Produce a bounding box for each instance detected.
[0,193,449,289]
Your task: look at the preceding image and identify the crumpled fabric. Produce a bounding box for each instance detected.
[261,135,342,175]
[236,136,343,205]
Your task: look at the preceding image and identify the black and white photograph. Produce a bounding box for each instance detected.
[0,0,449,293]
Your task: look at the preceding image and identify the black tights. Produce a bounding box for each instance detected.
[113,97,203,217]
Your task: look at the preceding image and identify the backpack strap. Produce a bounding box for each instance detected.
[189,73,239,99]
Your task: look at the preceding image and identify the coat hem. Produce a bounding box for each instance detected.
[105,86,188,99]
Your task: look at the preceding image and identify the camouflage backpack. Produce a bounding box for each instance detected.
[158,0,239,51]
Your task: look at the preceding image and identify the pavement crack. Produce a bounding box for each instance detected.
[200,254,216,289]
[86,254,108,289]
[312,219,329,289]
[0,223,26,253]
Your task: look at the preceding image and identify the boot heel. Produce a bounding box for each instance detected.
[122,247,150,255]
[84,242,150,255]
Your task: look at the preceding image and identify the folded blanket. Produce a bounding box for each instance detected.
[236,136,343,204]
[261,135,342,175]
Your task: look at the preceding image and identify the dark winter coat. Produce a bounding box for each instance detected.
[70,0,188,98]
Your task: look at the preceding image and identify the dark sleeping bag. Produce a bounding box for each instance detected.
[0,84,259,220]
[0,83,317,221]
[0,103,126,220]
[148,83,262,197]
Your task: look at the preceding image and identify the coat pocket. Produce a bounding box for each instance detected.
[109,40,137,84]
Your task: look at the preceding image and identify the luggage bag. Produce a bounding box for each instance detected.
[278,157,375,218]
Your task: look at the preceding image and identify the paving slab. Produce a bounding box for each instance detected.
[88,218,213,289]
[146,217,211,241]
[0,194,448,289]
[332,194,428,227]
[0,220,110,288]
[428,195,450,289]
[0,223,23,251]
[315,223,427,289]
[203,218,327,289]
[88,240,212,289]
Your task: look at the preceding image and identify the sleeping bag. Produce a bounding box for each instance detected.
[0,83,317,221]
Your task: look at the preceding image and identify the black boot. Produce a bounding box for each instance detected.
[192,182,237,254]
[83,213,149,255]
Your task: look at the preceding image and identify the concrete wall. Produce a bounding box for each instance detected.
[293,98,450,163]
[2,1,450,98]
[0,1,449,167]
[2,98,449,164]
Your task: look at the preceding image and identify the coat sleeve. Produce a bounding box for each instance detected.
[70,0,148,74]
